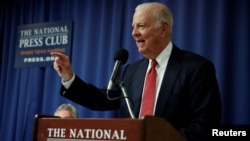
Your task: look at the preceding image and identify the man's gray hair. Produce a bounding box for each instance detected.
[54,103,78,118]
[135,2,173,33]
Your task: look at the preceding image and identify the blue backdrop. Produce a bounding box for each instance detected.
[0,0,249,140]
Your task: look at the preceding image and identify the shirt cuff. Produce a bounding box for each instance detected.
[62,74,75,89]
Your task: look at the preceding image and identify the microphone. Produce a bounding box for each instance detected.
[106,48,129,94]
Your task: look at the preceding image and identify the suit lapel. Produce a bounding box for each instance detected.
[155,46,182,116]
[132,59,148,117]
[128,46,183,117]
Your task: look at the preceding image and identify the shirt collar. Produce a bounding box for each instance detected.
[149,41,173,67]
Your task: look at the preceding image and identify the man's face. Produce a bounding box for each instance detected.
[132,9,163,59]
[55,110,73,118]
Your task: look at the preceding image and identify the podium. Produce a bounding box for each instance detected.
[32,114,185,141]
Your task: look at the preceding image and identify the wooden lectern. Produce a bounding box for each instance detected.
[32,114,185,141]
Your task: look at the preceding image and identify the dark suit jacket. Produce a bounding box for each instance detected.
[61,45,222,141]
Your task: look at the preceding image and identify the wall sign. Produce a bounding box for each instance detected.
[15,21,73,68]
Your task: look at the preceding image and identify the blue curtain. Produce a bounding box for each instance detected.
[0,0,249,140]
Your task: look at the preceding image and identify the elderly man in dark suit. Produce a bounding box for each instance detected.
[52,2,221,141]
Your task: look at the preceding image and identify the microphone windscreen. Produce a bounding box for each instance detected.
[114,48,129,64]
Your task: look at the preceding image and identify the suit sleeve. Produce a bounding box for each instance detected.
[60,75,120,111]
[179,60,222,140]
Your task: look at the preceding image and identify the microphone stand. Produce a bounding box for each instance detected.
[118,80,136,119]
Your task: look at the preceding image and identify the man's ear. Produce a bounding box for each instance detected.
[160,22,169,37]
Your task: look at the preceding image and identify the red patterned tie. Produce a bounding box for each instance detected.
[140,59,158,118]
